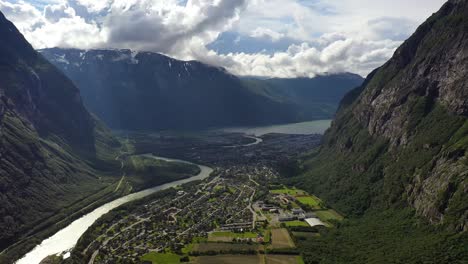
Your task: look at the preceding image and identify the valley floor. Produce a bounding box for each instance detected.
[61,131,333,264]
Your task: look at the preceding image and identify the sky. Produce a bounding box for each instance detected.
[0,0,447,78]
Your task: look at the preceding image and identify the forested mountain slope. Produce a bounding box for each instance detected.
[0,11,120,257]
[243,73,363,121]
[289,0,467,262]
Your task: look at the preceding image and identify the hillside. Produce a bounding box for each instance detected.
[244,73,364,120]
[39,48,362,130]
[0,10,121,260]
[289,0,468,262]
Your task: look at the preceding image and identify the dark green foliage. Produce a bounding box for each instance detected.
[124,155,200,189]
[297,209,468,264]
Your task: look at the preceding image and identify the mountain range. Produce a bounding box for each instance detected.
[0,0,467,263]
[39,48,363,130]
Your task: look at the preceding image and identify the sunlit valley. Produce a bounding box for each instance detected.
[0,1,466,264]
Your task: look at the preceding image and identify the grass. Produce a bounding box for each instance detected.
[296,255,305,264]
[213,185,224,192]
[210,231,257,238]
[315,209,344,222]
[270,228,295,249]
[295,196,321,208]
[192,242,260,253]
[270,188,305,196]
[140,252,180,264]
[264,229,271,243]
[285,221,309,227]
[265,255,304,264]
[192,255,263,264]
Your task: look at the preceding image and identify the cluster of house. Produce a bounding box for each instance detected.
[219,222,252,232]
[278,208,316,222]
[259,203,280,213]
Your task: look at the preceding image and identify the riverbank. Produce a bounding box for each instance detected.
[15,156,213,264]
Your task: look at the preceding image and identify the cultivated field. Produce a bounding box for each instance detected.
[190,254,264,264]
[284,220,309,227]
[266,255,304,264]
[192,242,260,252]
[208,231,258,242]
[270,188,305,195]
[140,252,180,264]
[270,228,295,248]
[295,195,321,208]
[315,209,344,222]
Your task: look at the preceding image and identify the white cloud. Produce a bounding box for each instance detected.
[44,3,75,22]
[0,0,447,78]
[250,27,284,41]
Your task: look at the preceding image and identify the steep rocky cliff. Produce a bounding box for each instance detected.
[295,0,467,231]
[0,11,119,255]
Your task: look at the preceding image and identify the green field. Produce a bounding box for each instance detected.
[315,209,344,222]
[213,185,224,192]
[140,252,180,264]
[270,188,305,195]
[265,255,305,264]
[271,228,295,249]
[192,242,260,253]
[295,196,321,208]
[192,255,263,264]
[210,231,258,238]
[285,221,309,227]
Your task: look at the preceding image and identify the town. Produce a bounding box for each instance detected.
[73,131,343,264]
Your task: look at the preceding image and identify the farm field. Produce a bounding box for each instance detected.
[265,255,305,264]
[315,209,344,222]
[284,221,309,227]
[208,231,258,242]
[140,252,180,264]
[192,242,261,253]
[270,228,295,249]
[190,254,264,264]
[295,196,321,208]
[270,188,305,196]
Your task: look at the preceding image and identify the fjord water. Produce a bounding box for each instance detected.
[221,119,332,136]
[16,157,213,264]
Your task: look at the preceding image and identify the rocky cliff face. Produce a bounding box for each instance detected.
[0,12,95,151]
[296,0,467,231]
[39,48,362,130]
[0,11,119,252]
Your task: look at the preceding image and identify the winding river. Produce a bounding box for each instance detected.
[15,121,331,263]
[16,156,213,264]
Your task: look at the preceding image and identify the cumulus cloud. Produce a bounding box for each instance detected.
[104,0,247,56]
[250,27,284,42]
[0,0,447,77]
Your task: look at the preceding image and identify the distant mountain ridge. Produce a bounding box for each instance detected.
[244,73,363,120]
[39,48,363,130]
